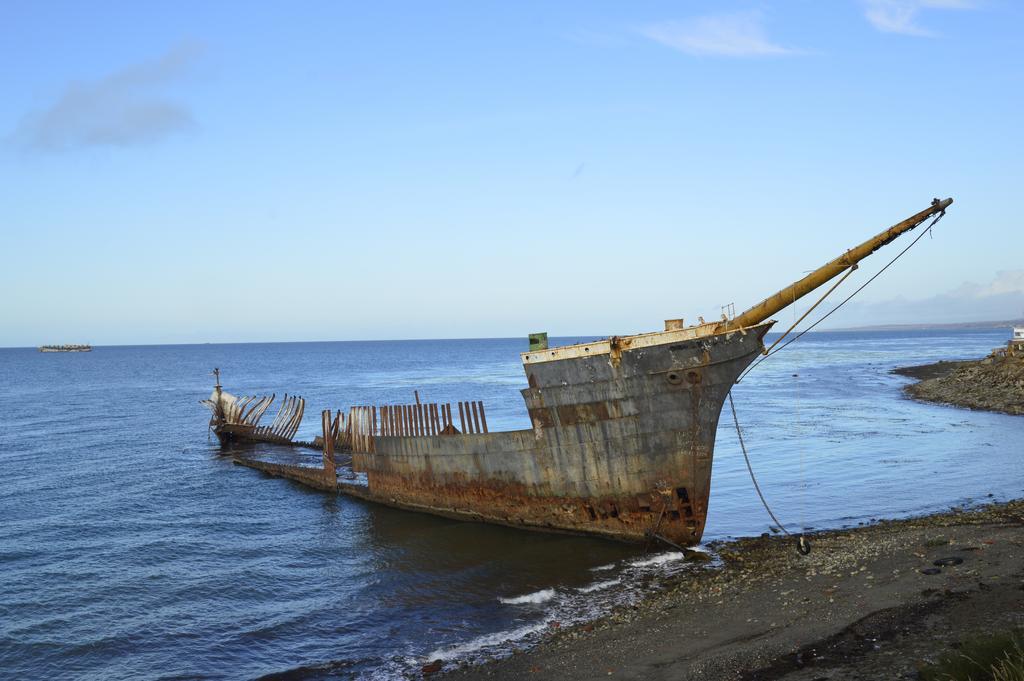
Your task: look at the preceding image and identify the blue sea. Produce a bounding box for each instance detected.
[1,330,1021,679]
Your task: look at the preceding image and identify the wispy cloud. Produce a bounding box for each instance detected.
[638,11,799,58]
[830,270,1024,327]
[10,42,204,152]
[861,0,977,37]
[948,270,1024,299]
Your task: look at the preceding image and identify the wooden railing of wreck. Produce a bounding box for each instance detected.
[336,398,489,454]
[321,409,336,481]
[254,394,305,442]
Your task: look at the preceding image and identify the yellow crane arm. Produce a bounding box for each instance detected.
[720,197,953,332]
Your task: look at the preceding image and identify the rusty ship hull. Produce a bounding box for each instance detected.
[350,323,771,545]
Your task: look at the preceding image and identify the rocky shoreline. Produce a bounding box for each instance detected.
[440,500,1024,680]
[893,355,1024,415]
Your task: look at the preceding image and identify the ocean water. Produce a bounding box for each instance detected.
[1,330,1021,679]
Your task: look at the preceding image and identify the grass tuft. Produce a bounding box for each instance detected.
[992,638,1024,681]
[920,630,1024,681]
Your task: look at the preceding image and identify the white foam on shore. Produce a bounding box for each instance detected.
[425,621,549,662]
[577,578,621,593]
[498,588,556,605]
[386,548,717,678]
[628,551,686,568]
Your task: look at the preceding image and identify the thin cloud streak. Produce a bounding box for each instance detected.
[638,11,800,58]
[10,42,204,152]
[948,270,1024,299]
[830,270,1024,327]
[862,0,977,37]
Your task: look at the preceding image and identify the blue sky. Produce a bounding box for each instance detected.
[2,1,1022,346]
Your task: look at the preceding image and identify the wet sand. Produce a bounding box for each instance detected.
[442,500,1024,680]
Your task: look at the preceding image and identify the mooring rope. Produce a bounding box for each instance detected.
[795,357,806,553]
[729,391,811,554]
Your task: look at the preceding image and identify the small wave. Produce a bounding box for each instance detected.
[577,578,620,594]
[629,551,685,568]
[425,621,549,662]
[498,588,556,605]
[256,658,358,680]
[589,562,616,572]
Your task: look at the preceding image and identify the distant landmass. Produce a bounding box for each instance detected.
[826,319,1024,332]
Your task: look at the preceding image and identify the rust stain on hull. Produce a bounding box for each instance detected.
[233,456,707,544]
[363,469,708,544]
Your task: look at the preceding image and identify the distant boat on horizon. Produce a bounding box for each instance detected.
[38,344,91,353]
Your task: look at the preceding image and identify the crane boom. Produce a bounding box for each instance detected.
[720,198,953,332]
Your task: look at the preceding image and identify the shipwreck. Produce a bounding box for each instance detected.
[203,198,953,546]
